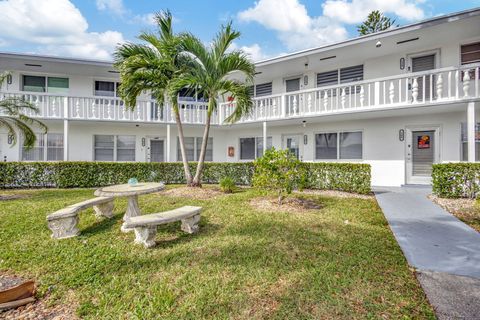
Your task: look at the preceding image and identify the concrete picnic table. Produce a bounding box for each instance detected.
[94,182,165,232]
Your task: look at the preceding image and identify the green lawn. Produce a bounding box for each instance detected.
[0,187,434,319]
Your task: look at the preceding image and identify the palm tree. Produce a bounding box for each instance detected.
[173,23,256,186]
[114,10,195,184]
[0,72,47,148]
[357,10,396,35]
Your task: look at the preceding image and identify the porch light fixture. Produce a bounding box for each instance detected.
[400,58,405,70]
[141,137,146,147]
[6,74,12,84]
[375,40,382,48]
[303,134,308,145]
[7,134,14,145]
[302,120,307,128]
[303,75,308,86]
[399,129,405,141]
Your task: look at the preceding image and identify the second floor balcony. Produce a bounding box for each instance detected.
[1,63,479,126]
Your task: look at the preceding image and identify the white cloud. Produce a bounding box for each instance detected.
[238,0,425,52]
[0,0,125,60]
[322,0,425,24]
[96,0,126,16]
[231,43,268,62]
[132,13,156,26]
[238,0,348,51]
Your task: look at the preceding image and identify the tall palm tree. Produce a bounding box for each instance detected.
[114,10,195,184]
[0,72,47,148]
[173,23,256,186]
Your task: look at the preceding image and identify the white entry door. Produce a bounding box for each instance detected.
[405,127,440,184]
[148,139,165,162]
[283,134,303,160]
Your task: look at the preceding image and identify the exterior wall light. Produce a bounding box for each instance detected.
[141,137,146,147]
[7,134,14,145]
[400,58,405,70]
[304,134,308,145]
[303,75,308,86]
[399,129,405,141]
[375,40,382,48]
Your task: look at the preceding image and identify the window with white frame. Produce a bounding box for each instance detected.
[94,135,135,161]
[21,133,64,161]
[22,75,69,94]
[315,131,362,160]
[460,123,480,161]
[177,137,213,161]
[239,137,272,160]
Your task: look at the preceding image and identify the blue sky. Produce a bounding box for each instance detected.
[0,0,479,61]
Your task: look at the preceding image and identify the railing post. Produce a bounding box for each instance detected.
[467,102,476,162]
[166,124,171,162]
[281,94,286,118]
[63,97,69,119]
[463,70,471,98]
[374,81,380,106]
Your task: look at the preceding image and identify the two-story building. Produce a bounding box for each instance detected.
[1,8,480,186]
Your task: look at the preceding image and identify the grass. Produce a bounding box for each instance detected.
[0,186,434,319]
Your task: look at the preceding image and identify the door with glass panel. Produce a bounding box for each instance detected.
[285,78,301,116]
[283,134,302,160]
[148,139,164,162]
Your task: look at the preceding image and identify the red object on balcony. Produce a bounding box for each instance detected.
[227,96,234,102]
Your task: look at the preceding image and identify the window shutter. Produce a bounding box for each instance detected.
[316,70,338,87]
[340,65,363,84]
[411,55,435,72]
[255,82,272,97]
[461,42,480,65]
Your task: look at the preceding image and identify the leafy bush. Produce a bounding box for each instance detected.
[219,176,236,193]
[253,148,306,204]
[0,161,371,194]
[432,163,480,198]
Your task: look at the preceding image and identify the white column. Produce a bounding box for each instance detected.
[467,102,476,162]
[263,121,267,155]
[166,124,171,162]
[63,119,69,161]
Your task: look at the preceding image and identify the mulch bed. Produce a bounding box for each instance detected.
[429,195,480,232]
[0,273,77,320]
[298,189,374,199]
[160,186,225,200]
[250,196,322,214]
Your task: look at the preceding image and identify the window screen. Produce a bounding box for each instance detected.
[315,133,337,160]
[47,77,69,94]
[23,75,46,92]
[94,135,114,161]
[240,138,256,160]
[339,132,362,159]
[117,135,136,161]
[21,133,45,161]
[94,81,115,97]
[47,133,64,161]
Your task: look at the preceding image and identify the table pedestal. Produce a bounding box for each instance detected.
[121,195,141,232]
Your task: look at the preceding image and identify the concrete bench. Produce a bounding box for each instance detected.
[123,206,202,248]
[47,197,114,239]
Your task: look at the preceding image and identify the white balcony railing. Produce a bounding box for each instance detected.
[1,64,479,125]
[221,63,480,123]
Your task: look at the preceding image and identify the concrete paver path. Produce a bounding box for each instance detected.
[374,186,480,319]
[374,186,480,278]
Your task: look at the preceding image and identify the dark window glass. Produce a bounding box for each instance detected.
[315,133,337,159]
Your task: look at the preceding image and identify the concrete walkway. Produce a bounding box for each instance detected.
[374,186,480,278]
[374,186,480,319]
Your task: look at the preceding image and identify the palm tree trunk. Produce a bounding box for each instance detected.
[173,106,193,186]
[192,102,213,187]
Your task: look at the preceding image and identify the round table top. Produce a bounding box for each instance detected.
[94,182,165,197]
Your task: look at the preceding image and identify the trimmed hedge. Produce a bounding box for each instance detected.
[0,161,371,194]
[432,163,480,198]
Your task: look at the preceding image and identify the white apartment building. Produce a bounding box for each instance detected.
[1,8,480,186]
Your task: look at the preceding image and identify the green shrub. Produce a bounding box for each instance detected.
[219,176,236,193]
[253,148,306,204]
[432,163,480,198]
[0,161,371,194]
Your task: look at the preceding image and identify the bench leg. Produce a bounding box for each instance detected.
[133,226,157,248]
[181,214,200,234]
[93,200,114,219]
[47,216,80,239]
